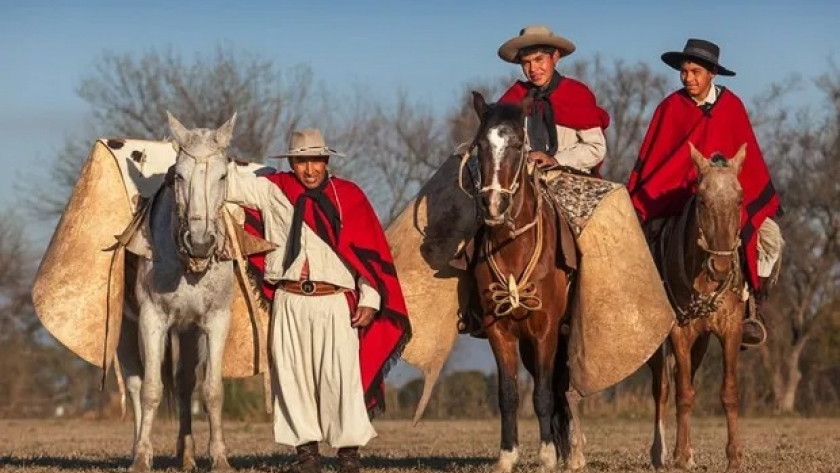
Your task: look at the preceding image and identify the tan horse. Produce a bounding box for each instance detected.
[647,143,749,471]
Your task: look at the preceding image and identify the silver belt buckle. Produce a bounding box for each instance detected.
[300,280,316,295]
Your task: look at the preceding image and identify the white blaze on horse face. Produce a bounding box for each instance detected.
[486,126,509,220]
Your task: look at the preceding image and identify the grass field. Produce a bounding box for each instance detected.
[0,417,837,472]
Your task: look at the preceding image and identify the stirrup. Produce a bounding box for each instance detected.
[740,292,767,349]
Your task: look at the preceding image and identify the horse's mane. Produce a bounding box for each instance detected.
[482,102,527,126]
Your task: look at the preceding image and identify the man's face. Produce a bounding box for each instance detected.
[520,49,560,88]
[680,61,716,100]
[290,156,329,189]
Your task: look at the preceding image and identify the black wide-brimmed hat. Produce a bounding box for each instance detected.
[661,38,736,77]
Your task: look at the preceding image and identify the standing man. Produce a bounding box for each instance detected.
[455,25,611,336]
[626,38,783,347]
[227,129,411,473]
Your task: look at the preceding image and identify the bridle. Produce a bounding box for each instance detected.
[169,141,229,273]
[661,194,743,325]
[456,127,548,318]
[458,130,540,238]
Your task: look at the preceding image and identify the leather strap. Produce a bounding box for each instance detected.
[280,280,349,296]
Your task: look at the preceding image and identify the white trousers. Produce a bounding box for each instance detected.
[270,291,376,448]
[757,217,784,279]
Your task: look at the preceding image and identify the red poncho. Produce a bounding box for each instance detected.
[499,77,611,176]
[242,172,411,416]
[627,88,781,289]
[499,77,611,130]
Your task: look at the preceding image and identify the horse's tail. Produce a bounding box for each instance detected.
[551,335,573,462]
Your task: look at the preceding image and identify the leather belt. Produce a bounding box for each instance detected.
[280,280,349,296]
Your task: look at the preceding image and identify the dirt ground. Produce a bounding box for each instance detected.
[0,417,837,472]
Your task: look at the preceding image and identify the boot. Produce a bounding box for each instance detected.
[291,442,320,473]
[457,274,487,339]
[741,284,769,348]
[337,447,362,473]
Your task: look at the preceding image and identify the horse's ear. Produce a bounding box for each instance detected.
[215,112,238,149]
[166,111,190,146]
[688,142,709,174]
[518,94,534,116]
[730,142,747,173]
[472,91,487,118]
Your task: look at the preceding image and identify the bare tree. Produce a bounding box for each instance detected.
[566,55,671,182]
[751,63,840,413]
[24,45,317,218]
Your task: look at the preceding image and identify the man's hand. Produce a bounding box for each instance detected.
[351,306,377,328]
[528,151,558,168]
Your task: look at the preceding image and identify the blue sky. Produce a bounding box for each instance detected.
[1,0,837,381]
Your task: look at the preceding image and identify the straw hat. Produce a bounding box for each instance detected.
[498,25,576,64]
[271,128,345,158]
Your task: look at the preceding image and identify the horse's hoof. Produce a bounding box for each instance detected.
[180,456,197,471]
[178,435,197,471]
[493,448,519,473]
[538,442,557,471]
[129,457,152,473]
[674,457,696,470]
[211,456,232,472]
[725,456,742,471]
[566,455,586,471]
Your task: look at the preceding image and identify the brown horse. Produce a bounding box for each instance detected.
[646,143,749,471]
[468,91,585,472]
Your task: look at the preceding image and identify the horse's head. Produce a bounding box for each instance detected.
[690,142,746,277]
[166,111,237,262]
[471,91,534,227]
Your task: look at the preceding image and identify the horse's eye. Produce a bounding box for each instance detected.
[219,173,228,181]
[175,173,185,182]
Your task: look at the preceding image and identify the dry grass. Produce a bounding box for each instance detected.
[0,417,838,472]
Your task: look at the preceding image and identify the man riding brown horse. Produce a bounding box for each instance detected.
[452,25,610,336]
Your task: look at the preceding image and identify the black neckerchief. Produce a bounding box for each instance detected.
[527,70,563,156]
[283,173,341,273]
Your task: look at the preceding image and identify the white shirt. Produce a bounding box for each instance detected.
[225,163,381,309]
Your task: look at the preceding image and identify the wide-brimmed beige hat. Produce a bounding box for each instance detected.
[271,128,345,158]
[498,25,576,64]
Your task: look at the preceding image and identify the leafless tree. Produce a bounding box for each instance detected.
[752,63,840,413]
[23,45,318,219]
[565,55,671,182]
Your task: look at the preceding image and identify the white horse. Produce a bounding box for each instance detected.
[119,111,238,471]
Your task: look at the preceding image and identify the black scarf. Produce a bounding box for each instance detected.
[282,173,341,273]
[527,70,563,156]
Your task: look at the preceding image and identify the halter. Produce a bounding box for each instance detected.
[660,195,742,325]
[169,141,229,272]
[458,132,540,237]
[457,131,547,319]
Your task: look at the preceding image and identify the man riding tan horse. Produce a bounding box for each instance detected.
[627,38,784,349]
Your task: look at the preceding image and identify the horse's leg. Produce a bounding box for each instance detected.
[118,316,143,455]
[564,389,586,470]
[487,326,520,473]
[528,327,563,471]
[648,342,671,469]
[202,311,232,471]
[671,330,698,470]
[176,329,200,471]
[719,324,743,471]
[554,330,585,471]
[130,309,168,473]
